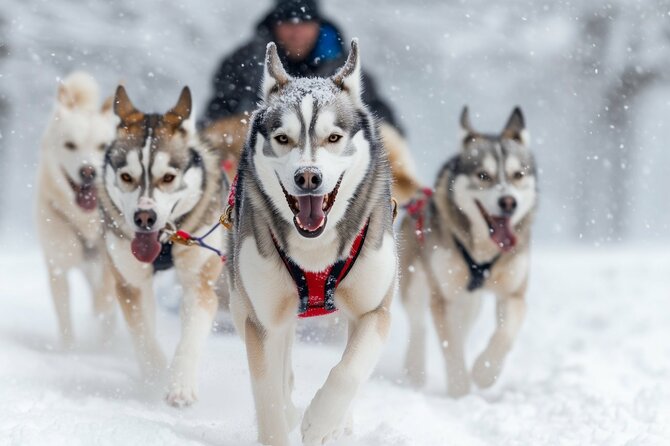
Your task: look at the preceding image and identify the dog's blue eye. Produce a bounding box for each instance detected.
[64,141,77,150]
[274,134,289,144]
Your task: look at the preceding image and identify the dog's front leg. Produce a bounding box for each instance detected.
[115,278,166,380]
[245,318,292,446]
[88,255,117,344]
[166,255,221,407]
[431,295,481,398]
[47,265,74,348]
[301,304,391,446]
[472,294,526,388]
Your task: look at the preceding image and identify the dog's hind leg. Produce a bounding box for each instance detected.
[245,317,291,446]
[165,254,221,408]
[401,263,429,387]
[301,289,393,446]
[472,294,526,389]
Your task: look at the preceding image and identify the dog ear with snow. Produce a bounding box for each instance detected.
[262,42,291,101]
[164,86,195,133]
[113,85,143,128]
[331,38,362,105]
[502,106,530,146]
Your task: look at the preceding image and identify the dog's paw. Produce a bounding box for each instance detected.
[404,366,427,388]
[447,374,471,398]
[472,353,503,389]
[165,381,198,408]
[301,391,352,446]
[285,403,301,432]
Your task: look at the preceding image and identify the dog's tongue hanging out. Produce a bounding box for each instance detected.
[131,232,162,263]
[488,216,517,252]
[475,201,517,252]
[75,184,98,211]
[296,195,326,232]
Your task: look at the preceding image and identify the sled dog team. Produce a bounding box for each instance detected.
[36,40,537,445]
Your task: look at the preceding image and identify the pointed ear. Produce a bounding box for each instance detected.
[331,38,361,102]
[101,95,114,114]
[262,42,291,100]
[459,106,477,145]
[502,106,529,145]
[114,85,143,126]
[57,83,73,109]
[164,86,193,131]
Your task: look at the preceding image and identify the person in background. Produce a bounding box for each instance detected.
[201,0,419,203]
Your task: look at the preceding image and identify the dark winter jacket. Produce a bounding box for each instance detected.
[202,14,401,132]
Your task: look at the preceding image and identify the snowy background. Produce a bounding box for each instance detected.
[1,1,669,445]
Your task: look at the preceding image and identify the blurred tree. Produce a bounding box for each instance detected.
[575,1,670,241]
[0,15,8,227]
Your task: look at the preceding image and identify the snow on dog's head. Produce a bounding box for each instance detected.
[44,72,117,212]
[252,39,371,239]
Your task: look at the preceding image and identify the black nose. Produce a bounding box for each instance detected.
[133,210,157,230]
[294,168,322,192]
[498,196,517,215]
[79,165,96,183]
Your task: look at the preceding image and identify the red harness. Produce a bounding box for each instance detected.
[404,188,433,243]
[272,221,369,318]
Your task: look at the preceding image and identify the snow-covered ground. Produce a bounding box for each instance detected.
[1,245,668,446]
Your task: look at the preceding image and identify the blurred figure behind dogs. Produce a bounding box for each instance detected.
[201,0,420,203]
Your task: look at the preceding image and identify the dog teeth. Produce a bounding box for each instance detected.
[323,194,329,210]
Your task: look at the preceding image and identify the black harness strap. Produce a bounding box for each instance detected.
[153,242,174,272]
[453,236,500,291]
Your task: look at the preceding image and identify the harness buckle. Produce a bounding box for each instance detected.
[220,205,234,230]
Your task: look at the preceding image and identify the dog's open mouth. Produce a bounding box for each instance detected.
[281,176,342,238]
[475,200,517,252]
[65,172,98,212]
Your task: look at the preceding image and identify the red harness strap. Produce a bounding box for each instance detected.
[404,188,433,243]
[272,221,370,318]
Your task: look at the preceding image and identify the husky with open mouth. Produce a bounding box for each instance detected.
[227,40,397,445]
[399,107,537,397]
[35,72,117,348]
[98,85,226,407]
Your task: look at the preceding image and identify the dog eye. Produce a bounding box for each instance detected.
[274,134,289,145]
[98,143,107,151]
[477,171,492,182]
[120,173,133,183]
[513,171,525,180]
[328,134,342,143]
[64,141,77,150]
[162,174,175,184]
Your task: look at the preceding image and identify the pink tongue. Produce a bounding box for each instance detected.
[76,184,98,211]
[131,232,161,263]
[296,195,326,232]
[489,216,517,252]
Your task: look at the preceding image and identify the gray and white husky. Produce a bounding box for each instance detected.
[399,107,537,397]
[227,40,397,445]
[98,85,226,407]
[35,72,117,348]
